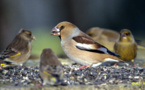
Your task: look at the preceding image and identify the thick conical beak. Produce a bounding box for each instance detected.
[51,27,60,36]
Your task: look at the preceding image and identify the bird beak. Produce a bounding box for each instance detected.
[121,33,127,39]
[31,36,36,41]
[51,27,60,36]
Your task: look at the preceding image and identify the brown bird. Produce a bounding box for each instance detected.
[39,48,63,85]
[0,29,35,67]
[51,21,123,68]
[86,27,119,51]
[114,29,137,66]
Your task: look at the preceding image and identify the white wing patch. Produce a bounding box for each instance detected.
[76,43,93,50]
[76,43,108,54]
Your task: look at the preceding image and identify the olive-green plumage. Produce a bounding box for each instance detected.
[0,29,35,66]
[39,48,63,85]
[114,29,137,64]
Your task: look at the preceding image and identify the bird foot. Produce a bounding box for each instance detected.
[79,65,91,69]
[113,63,118,67]
[79,66,87,69]
[133,63,137,67]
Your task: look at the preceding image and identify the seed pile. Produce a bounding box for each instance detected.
[63,66,145,85]
[0,66,41,86]
[0,65,145,86]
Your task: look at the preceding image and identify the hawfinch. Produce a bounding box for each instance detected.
[51,21,123,67]
[114,29,137,66]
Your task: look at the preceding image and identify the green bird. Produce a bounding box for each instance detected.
[39,48,64,85]
[0,29,35,67]
[114,29,137,66]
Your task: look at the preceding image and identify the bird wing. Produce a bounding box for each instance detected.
[0,61,17,68]
[73,36,120,57]
[0,47,21,60]
[44,65,63,77]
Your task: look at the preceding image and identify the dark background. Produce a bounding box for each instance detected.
[0,0,145,54]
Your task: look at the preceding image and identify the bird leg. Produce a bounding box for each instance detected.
[79,66,86,69]
[79,65,91,69]
[113,62,118,67]
[132,59,136,67]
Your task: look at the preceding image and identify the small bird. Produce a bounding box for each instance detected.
[114,29,137,66]
[39,48,63,85]
[86,27,119,51]
[0,29,35,67]
[51,21,123,68]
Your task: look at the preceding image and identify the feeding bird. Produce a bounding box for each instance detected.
[39,48,64,85]
[51,21,123,68]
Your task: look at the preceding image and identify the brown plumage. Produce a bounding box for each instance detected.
[0,29,35,66]
[73,36,102,48]
[114,29,137,66]
[51,21,123,67]
[39,48,63,85]
[86,27,119,51]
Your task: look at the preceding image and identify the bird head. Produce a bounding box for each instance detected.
[86,27,101,39]
[41,48,53,56]
[119,29,134,42]
[51,21,80,40]
[19,29,35,41]
[40,48,61,66]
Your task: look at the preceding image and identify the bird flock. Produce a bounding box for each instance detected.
[0,21,142,86]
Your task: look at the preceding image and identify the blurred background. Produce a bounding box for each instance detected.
[0,0,145,57]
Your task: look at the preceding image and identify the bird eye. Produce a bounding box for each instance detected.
[28,33,32,36]
[25,32,32,36]
[88,33,93,36]
[60,26,64,31]
[126,33,130,36]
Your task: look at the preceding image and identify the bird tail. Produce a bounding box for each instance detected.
[0,56,9,60]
